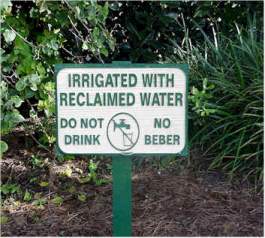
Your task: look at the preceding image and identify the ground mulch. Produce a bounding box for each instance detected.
[132,170,263,236]
[1,166,263,236]
[0,136,263,236]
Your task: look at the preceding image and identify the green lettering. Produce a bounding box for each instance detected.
[65,135,71,145]
[60,93,68,106]
[77,92,85,106]
[175,93,183,106]
[145,135,151,145]
[69,92,76,106]
[73,74,80,87]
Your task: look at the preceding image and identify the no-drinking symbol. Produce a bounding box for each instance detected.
[107,112,140,152]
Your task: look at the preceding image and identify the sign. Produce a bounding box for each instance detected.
[56,63,188,155]
[55,62,188,236]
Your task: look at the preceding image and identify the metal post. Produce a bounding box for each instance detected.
[112,155,132,236]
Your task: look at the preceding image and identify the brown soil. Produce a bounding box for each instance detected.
[0,137,263,236]
[132,170,263,236]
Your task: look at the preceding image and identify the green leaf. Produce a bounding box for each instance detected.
[10,184,20,193]
[102,3,109,19]
[29,177,37,183]
[109,2,121,11]
[5,110,25,124]
[52,195,63,206]
[0,183,20,194]
[15,74,41,92]
[0,49,8,63]
[92,27,100,38]
[0,216,9,225]
[82,41,89,51]
[28,74,41,91]
[61,165,72,177]
[14,38,33,74]
[3,29,16,43]
[0,140,8,156]
[36,63,46,77]
[15,79,27,91]
[77,193,86,202]
[79,176,91,184]
[32,198,47,209]
[67,186,76,193]
[0,0,12,12]
[88,160,98,172]
[0,186,9,194]
[30,84,38,91]
[100,47,108,57]
[8,96,23,108]
[95,178,108,186]
[108,38,115,51]
[39,181,49,187]
[23,190,32,202]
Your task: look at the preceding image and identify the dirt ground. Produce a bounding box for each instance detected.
[0,136,263,236]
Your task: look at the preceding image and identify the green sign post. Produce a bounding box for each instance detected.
[112,156,132,236]
[55,62,188,236]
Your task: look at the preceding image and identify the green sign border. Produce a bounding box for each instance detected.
[55,62,189,157]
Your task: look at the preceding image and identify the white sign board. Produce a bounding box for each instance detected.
[56,64,188,155]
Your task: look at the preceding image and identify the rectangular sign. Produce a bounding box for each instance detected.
[56,63,188,155]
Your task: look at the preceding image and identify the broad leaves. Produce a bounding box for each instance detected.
[0,140,8,157]
[1,0,115,155]
[15,74,41,92]
[3,29,16,43]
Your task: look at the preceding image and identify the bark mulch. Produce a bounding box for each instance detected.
[1,166,263,236]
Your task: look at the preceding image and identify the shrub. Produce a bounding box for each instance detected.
[107,1,262,62]
[1,0,115,153]
[170,19,263,185]
[0,1,263,187]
